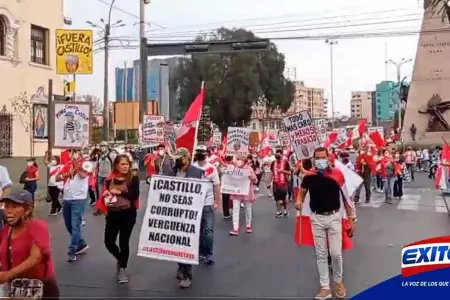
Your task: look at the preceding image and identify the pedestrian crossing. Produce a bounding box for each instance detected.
[357,188,450,214]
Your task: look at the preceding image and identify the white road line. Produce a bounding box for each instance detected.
[434,196,448,213]
[397,195,421,211]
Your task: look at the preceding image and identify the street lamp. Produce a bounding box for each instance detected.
[86,0,125,142]
[386,57,412,137]
[325,39,338,129]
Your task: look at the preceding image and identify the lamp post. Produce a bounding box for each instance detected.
[326,39,338,129]
[139,0,151,124]
[86,0,125,142]
[386,57,412,136]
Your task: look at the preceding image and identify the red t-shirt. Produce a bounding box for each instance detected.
[144,154,157,176]
[0,220,55,281]
[26,165,38,179]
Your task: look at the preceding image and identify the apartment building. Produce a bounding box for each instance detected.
[350,91,374,124]
[0,0,64,157]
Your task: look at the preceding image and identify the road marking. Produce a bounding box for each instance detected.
[397,194,421,211]
[434,196,449,213]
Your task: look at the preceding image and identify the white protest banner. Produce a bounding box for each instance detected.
[283,111,320,160]
[368,126,384,138]
[53,102,91,149]
[142,115,165,144]
[227,127,251,155]
[212,131,222,146]
[163,122,177,155]
[334,160,363,197]
[278,130,291,147]
[267,130,279,147]
[313,119,327,143]
[220,168,251,195]
[137,175,209,265]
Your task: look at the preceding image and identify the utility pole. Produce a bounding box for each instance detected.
[326,39,338,129]
[386,58,412,136]
[139,0,150,124]
[87,0,125,142]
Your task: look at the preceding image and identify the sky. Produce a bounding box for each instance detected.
[64,0,427,116]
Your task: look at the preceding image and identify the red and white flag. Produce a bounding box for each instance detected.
[259,129,272,158]
[346,120,366,147]
[176,83,205,154]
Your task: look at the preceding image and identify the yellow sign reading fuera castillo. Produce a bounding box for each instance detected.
[56,29,93,74]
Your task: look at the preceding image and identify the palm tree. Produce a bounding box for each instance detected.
[428,0,450,24]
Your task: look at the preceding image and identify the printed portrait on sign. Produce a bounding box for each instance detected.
[53,102,91,149]
[33,104,48,139]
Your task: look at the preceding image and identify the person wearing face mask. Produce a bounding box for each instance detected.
[0,191,59,298]
[271,149,291,217]
[143,148,157,184]
[262,149,275,197]
[161,148,203,288]
[380,149,395,204]
[220,154,235,219]
[353,149,375,204]
[22,158,39,202]
[94,142,116,216]
[193,145,220,264]
[154,144,173,175]
[45,154,63,216]
[295,147,356,300]
[229,154,257,235]
[393,155,405,200]
[403,147,417,181]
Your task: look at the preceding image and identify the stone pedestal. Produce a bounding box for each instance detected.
[402,4,450,146]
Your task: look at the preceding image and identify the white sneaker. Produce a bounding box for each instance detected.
[81,219,86,226]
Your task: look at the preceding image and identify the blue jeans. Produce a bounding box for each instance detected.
[97,176,107,194]
[63,200,87,255]
[384,176,395,199]
[199,205,214,257]
[24,181,37,201]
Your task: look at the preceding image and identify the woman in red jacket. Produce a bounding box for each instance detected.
[23,158,40,201]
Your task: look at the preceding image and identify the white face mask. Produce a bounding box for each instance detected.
[236,160,244,167]
[27,162,33,167]
[159,150,165,156]
[51,160,57,165]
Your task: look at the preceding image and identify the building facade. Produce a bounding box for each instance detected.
[115,58,178,121]
[350,91,374,125]
[249,80,326,134]
[375,81,396,122]
[0,0,64,158]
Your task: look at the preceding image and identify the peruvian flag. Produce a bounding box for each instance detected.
[346,120,366,147]
[368,130,386,148]
[176,83,205,154]
[259,129,272,158]
[294,159,359,249]
[331,128,348,149]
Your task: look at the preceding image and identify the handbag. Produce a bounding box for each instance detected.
[7,228,44,299]
[19,171,27,184]
[104,179,131,211]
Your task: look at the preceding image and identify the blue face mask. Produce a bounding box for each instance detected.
[314,159,329,170]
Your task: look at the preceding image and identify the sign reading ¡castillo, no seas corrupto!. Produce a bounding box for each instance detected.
[283,111,320,160]
[137,175,208,265]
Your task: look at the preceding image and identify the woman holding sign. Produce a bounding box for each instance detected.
[229,154,258,236]
[97,154,140,284]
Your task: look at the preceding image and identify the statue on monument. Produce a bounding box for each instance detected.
[418,94,450,132]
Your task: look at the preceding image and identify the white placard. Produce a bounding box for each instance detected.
[137,175,209,265]
[313,119,327,143]
[54,102,91,148]
[227,127,251,155]
[220,168,251,195]
[278,130,291,147]
[368,126,384,138]
[212,131,222,146]
[163,122,177,155]
[283,111,320,160]
[142,115,165,144]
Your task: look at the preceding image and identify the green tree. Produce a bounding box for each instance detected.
[171,28,294,134]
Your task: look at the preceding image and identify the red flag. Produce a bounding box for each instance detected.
[259,129,271,158]
[368,130,386,148]
[176,83,205,154]
[442,143,450,161]
[182,83,205,126]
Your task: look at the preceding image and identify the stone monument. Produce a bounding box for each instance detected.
[402,1,450,146]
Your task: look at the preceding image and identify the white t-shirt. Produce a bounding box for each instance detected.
[0,166,12,198]
[262,155,275,172]
[207,154,220,168]
[63,161,93,201]
[193,162,220,206]
[48,164,63,189]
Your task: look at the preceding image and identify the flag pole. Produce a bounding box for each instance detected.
[191,81,205,161]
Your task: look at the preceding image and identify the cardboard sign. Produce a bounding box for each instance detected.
[227,127,251,155]
[283,111,320,160]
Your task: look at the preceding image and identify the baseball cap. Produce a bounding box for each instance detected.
[172,147,190,159]
[195,145,207,152]
[1,190,34,205]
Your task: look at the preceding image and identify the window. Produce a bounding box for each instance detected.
[0,17,5,56]
[252,123,256,130]
[30,25,48,65]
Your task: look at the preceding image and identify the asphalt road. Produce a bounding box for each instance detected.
[35,172,450,298]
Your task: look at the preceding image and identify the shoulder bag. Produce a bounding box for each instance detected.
[105,179,131,211]
[7,228,44,299]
